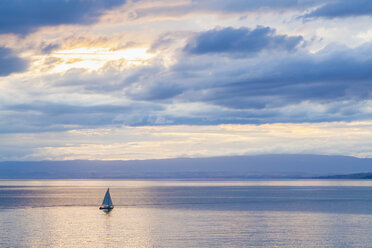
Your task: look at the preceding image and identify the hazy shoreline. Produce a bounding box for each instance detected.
[0,154,371,180]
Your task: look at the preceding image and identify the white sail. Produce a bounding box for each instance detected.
[101,188,113,207]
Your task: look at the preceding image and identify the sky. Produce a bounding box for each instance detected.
[0,0,371,161]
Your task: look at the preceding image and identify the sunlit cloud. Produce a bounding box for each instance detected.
[0,122,371,161]
[49,47,156,72]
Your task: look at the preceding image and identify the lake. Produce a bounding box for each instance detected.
[1,180,372,247]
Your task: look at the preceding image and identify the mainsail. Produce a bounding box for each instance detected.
[100,188,114,210]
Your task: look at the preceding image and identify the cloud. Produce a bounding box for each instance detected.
[195,51,372,110]
[41,43,60,54]
[1,0,371,161]
[14,36,369,127]
[194,0,321,12]
[128,0,324,20]
[1,23,371,132]
[1,121,372,160]
[126,81,183,101]
[305,0,372,18]
[0,101,164,133]
[0,47,28,76]
[117,39,372,124]
[184,26,303,55]
[0,0,126,35]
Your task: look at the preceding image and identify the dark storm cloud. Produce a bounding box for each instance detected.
[0,0,126,35]
[184,26,303,55]
[305,0,372,18]
[0,47,28,76]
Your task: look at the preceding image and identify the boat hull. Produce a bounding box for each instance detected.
[99,205,114,210]
[100,206,114,212]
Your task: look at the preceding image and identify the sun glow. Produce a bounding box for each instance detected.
[51,47,155,72]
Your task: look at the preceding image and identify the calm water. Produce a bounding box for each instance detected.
[1,180,372,247]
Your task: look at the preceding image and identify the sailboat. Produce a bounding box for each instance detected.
[99,188,114,211]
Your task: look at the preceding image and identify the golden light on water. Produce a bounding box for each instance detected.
[51,47,155,72]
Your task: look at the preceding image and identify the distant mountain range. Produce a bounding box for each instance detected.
[315,173,372,179]
[0,154,371,179]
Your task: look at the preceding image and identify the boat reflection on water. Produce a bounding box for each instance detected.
[99,188,114,212]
